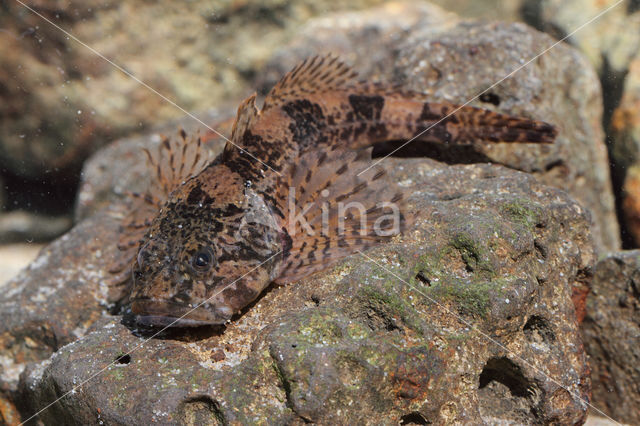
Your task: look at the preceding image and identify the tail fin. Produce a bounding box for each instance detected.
[434,103,557,145]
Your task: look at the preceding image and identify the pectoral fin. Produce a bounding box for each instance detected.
[274,148,407,284]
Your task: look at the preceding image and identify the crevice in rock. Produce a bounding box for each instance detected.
[176,395,225,425]
[523,315,555,344]
[364,303,402,332]
[479,92,501,106]
[600,55,633,249]
[114,353,131,365]
[415,271,431,287]
[478,357,542,423]
[400,411,431,425]
[269,354,313,424]
[479,357,531,397]
[533,239,547,259]
[543,159,566,173]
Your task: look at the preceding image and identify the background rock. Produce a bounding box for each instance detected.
[582,251,640,425]
[0,211,72,244]
[261,6,619,253]
[623,165,640,244]
[521,0,640,248]
[522,0,639,76]
[613,58,640,175]
[13,155,593,424]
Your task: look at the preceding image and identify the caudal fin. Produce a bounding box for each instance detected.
[430,103,557,145]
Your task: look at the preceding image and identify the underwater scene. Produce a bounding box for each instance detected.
[0,0,638,424]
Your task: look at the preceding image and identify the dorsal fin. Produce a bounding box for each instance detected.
[224,93,260,157]
[263,54,360,110]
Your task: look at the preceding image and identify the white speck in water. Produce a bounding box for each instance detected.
[505,298,510,304]
[178,224,182,229]
[77,110,82,114]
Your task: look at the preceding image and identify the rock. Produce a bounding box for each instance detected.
[8,145,593,423]
[0,0,394,179]
[622,165,640,245]
[521,0,640,76]
[0,211,72,244]
[582,251,640,425]
[0,243,44,288]
[612,58,640,172]
[616,59,640,245]
[0,0,391,219]
[429,0,525,21]
[261,5,619,252]
[0,209,124,424]
[256,2,460,92]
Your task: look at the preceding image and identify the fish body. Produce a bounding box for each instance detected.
[111,55,557,327]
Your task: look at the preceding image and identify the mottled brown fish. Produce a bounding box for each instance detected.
[109,55,557,327]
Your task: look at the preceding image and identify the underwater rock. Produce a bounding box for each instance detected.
[0,209,122,423]
[9,147,593,423]
[617,59,640,245]
[257,2,459,92]
[582,251,640,425]
[0,0,394,181]
[262,7,618,253]
[521,0,640,76]
[0,211,72,244]
[623,165,640,245]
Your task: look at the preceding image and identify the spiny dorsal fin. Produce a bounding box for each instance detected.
[263,54,360,110]
[273,148,408,284]
[108,130,214,287]
[231,94,260,142]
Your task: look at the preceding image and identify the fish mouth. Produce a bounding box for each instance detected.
[131,299,232,327]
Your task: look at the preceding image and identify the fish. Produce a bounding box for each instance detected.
[108,54,557,327]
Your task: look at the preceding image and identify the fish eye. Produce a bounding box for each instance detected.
[191,247,215,272]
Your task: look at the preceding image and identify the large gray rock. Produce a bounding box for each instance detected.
[261,3,619,253]
[582,251,640,425]
[8,145,593,423]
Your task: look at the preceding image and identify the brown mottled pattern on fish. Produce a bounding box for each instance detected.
[109,55,557,327]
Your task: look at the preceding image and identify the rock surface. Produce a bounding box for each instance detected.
[522,0,640,76]
[261,3,619,253]
[0,211,72,244]
[617,60,640,245]
[0,2,605,424]
[582,251,640,425]
[623,165,640,244]
[613,58,640,172]
[7,143,593,423]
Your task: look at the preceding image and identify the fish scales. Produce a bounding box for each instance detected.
[109,54,557,327]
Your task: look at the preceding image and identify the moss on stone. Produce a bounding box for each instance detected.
[501,199,541,229]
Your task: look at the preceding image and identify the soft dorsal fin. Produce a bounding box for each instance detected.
[263,54,360,110]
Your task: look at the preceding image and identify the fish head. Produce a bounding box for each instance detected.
[130,167,283,327]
